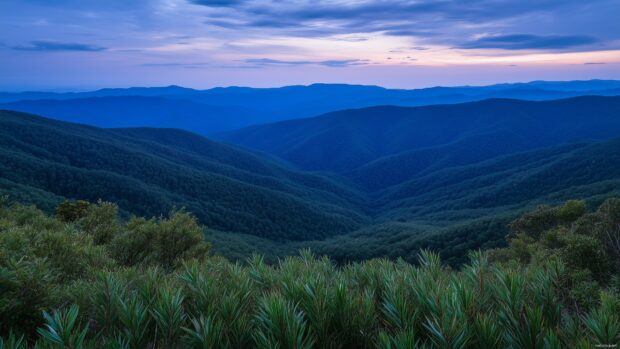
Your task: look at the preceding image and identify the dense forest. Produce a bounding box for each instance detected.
[0,110,366,241]
[2,106,620,266]
[1,197,618,348]
[219,96,620,173]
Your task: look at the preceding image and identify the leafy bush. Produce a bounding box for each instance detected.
[110,210,210,269]
[55,200,91,223]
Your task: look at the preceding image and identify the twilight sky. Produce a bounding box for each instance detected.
[1,0,619,91]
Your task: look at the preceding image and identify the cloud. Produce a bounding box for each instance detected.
[11,0,151,10]
[584,62,606,65]
[141,62,210,68]
[320,59,370,67]
[459,34,597,50]
[13,41,107,52]
[193,0,574,36]
[244,58,370,68]
[190,0,245,8]
[382,30,437,37]
[332,36,369,42]
[188,0,619,54]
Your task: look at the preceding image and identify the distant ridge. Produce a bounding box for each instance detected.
[1,80,620,134]
[219,96,620,174]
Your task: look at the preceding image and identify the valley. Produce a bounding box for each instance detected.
[2,93,620,265]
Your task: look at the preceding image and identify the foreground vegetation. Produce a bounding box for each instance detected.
[1,196,619,348]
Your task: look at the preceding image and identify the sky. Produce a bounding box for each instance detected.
[1,0,619,91]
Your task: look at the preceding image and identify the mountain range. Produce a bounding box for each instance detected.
[219,96,620,175]
[2,92,620,265]
[1,80,619,134]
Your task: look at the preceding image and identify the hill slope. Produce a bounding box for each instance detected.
[0,96,258,134]
[0,110,367,240]
[219,96,620,174]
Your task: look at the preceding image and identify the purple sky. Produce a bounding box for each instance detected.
[1,0,619,91]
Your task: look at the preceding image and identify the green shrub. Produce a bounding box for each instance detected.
[78,200,119,245]
[56,200,91,223]
[110,211,209,269]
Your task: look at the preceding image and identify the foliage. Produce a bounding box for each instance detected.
[36,305,89,349]
[55,200,90,223]
[1,199,619,348]
[110,210,210,269]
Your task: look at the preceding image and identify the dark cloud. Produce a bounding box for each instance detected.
[459,34,597,50]
[187,0,618,52]
[191,0,572,35]
[382,30,438,37]
[13,41,106,52]
[584,62,606,65]
[244,58,369,67]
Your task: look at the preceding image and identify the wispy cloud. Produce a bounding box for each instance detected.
[244,58,370,68]
[141,62,210,68]
[13,41,107,52]
[190,0,246,8]
[459,34,597,50]
[192,0,591,38]
[188,0,619,55]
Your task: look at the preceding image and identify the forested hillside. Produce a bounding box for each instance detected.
[2,102,620,265]
[219,96,620,173]
[0,110,367,241]
[0,96,257,134]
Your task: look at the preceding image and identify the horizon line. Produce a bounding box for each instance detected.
[2,78,619,94]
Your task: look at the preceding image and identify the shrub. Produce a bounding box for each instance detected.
[56,200,91,223]
[110,211,210,269]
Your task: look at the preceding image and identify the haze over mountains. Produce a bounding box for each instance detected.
[1,79,620,134]
[2,86,620,265]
